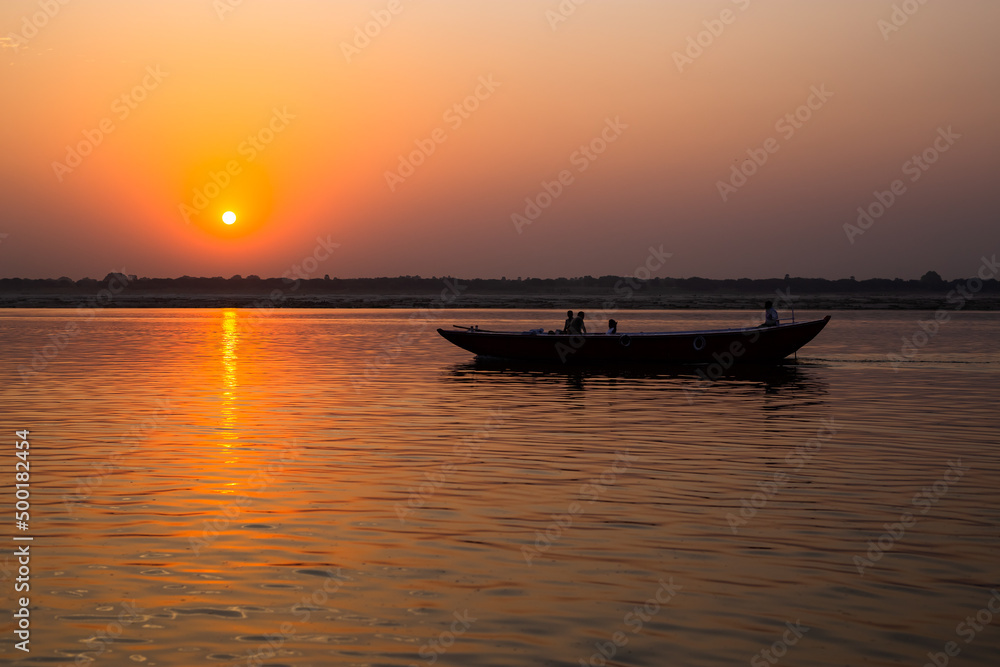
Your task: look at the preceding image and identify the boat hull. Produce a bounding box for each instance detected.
[437,316,830,365]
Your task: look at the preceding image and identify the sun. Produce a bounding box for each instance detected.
[222,211,237,225]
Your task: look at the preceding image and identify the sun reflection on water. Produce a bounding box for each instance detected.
[220,309,239,442]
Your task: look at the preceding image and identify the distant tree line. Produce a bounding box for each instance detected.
[0,271,996,296]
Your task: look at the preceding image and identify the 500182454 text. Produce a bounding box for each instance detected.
[13,429,33,652]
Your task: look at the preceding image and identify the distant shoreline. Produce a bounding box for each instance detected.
[2,293,999,311]
[3,274,997,310]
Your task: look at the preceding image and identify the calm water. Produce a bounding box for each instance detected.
[1,309,998,667]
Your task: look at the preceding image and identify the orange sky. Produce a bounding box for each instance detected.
[1,0,998,280]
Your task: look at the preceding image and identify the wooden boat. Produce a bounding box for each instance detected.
[437,316,830,365]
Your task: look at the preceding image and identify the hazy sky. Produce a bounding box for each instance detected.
[1,0,997,280]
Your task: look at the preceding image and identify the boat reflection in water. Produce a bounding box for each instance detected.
[444,356,830,404]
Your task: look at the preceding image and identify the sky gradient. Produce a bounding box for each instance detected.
[1,0,998,280]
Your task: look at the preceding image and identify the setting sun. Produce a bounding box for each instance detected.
[222,211,236,225]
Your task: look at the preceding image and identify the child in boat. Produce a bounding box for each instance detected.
[607,319,618,334]
[568,311,586,334]
[562,309,574,333]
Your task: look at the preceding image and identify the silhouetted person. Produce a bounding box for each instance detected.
[568,311,586,334]
[563,309,574,333]
[607,319,618,334]
[759,300,779,327]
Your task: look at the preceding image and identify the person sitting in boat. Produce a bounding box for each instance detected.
[568,311,587,334]
[759,300,780,327]
[607,319,618,334]
[562,309,574,333]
